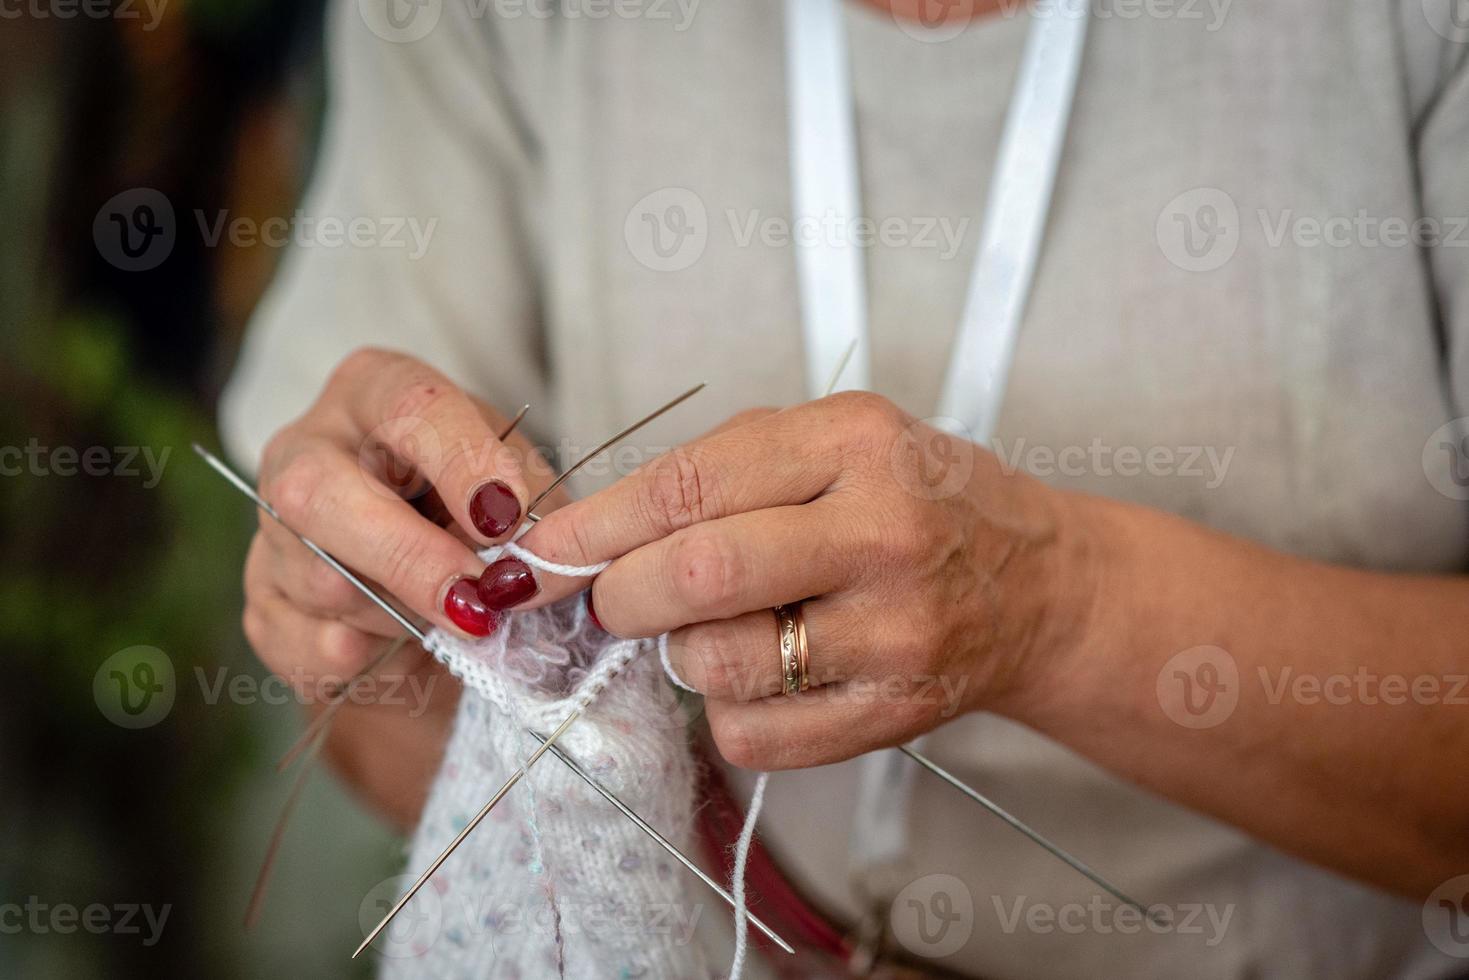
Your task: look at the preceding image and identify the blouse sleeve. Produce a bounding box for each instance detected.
[1414,10,1469,418]
[219,0,549,471]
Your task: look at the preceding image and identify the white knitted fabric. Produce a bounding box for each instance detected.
[379,591,720,979]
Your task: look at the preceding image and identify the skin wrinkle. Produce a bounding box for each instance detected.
[240,335,1469,895]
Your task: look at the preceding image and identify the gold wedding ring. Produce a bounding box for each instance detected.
[773,603,810,695]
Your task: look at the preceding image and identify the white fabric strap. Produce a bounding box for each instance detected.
[784,0,1088,914]
[785,0,873,396]
[936,0,1089,437]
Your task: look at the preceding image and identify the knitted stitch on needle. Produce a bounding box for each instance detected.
[382,540,768,979]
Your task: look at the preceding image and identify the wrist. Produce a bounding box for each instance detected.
[989,484,1133,727]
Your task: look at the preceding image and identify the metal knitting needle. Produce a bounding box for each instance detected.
[281,385,697,764]
[195,445,427,641]
[245,725,328,929]
[276,406,530,772]
[192,443,785,955]
[357,384,719,955]
[354,708,581,958]
[525,729,794,953]
[523,382,706,522]
[817,347,1156,920]
[500,402,531,439]
[896,747,1161,923]
[190,388,725,953]
[821,339,859,398]
[276,634,412,773]
[237,407,537,924]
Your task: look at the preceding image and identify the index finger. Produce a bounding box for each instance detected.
[509,399,856,611]
[334,348,532,546]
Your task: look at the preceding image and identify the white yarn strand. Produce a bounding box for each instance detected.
[402,538,769,979]
[501,539,611,578]
[729,772,771,980]
[658,632,699,693]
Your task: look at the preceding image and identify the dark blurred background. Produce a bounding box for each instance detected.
[1,3,405,975]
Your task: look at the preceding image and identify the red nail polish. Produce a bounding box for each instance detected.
[586,591,604,631]
[468,480,521,539]
[444,577,499,636]
[476,557,539,610]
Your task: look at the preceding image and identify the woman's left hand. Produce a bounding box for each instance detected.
[499,392,1097,770]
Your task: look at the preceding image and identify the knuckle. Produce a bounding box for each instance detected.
[683,630,734,697]
[830,391,908,454]
[711,715,763,770]
[266,452,332,529]
[317,621,365,671]
[376,532,434,600]
[831,389,902,428]
[645,448,715,531]
[555,512,601,569]
[725,406,778,429]
[385,372,450,425]
[332,346,396,387]
[890,692,933,734]
[670,529,743,613]
[260,428,291,476]
[303,558,360,611]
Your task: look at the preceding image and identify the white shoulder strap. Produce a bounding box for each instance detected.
[783,0,1089,921]
[784,0,873,396]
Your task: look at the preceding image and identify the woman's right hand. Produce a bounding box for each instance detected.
[241,347,545,695]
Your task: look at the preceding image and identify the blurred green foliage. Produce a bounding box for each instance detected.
[0,5,400,977]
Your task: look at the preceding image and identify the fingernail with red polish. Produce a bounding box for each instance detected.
[468,480,521,539]
[586,591,604,631]
[444,576,500,636]
[477,557,539,610]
